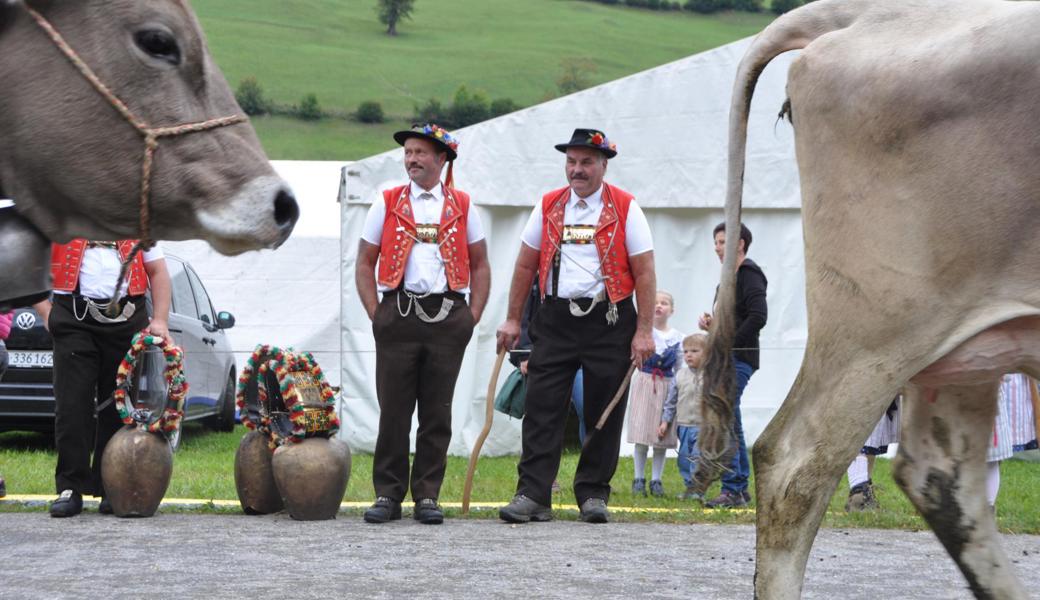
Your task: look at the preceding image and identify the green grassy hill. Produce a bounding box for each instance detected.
[193,0,774,159]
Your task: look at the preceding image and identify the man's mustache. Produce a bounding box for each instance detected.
[569,173,588,180]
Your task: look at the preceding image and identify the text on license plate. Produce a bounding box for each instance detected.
[9,351,54,368]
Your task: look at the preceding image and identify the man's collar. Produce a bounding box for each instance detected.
[410,180,443,201]
[568,184,603,207]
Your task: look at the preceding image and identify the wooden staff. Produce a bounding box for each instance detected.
[581,363,637,452]
[462,349,506,515]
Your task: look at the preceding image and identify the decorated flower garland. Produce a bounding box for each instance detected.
[237,344,341,447]
[587,130,617,154]
[113,331,187,441]
[421,123,459,154]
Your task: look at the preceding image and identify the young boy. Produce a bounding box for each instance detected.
[658,333,707,500]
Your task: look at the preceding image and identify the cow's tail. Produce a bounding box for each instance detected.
[694,0,865,492]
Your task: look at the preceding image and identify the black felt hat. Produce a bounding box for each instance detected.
[554,128,617,158]
[393,123,459,161]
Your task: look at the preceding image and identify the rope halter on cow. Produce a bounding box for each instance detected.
[24,6,248,314]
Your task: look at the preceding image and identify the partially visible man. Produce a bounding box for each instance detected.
[497,128,656,524]
[698,222,767,508]
[355,123,490,525]
[34,240,172,517]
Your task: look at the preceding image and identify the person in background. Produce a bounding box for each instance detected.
[626,291,683,497]
[660,333,708,500]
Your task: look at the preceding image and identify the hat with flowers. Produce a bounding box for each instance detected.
[554,128,617,159]
[393,123,459,161]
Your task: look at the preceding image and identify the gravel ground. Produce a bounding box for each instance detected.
[2,512,1039,599]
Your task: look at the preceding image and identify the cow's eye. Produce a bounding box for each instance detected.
[134,29,181,66]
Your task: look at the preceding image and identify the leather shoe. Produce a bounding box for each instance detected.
[499,494,553,523]
[414,498,444,524]
[363,496,402,523]
[579,497,609,523]
[98,497,113,515]
[49,489,83,518]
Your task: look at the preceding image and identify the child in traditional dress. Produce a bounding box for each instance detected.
[660,333,707,499]
[986,373,1038,511]
[627,291,684,497]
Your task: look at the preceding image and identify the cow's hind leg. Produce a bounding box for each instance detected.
[752,355,898,599]
[894,382,1027,600]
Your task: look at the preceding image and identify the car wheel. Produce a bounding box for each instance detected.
[208,371,236,433]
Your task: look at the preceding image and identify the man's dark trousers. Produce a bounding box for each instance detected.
[517,297,636,507]
[51,295,147,496]
[372,291,474,501]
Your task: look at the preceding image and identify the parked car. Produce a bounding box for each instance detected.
[0,254,237,450]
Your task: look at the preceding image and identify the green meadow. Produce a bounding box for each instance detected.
[191,0,774,159]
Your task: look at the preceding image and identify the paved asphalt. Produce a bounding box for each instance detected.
[2,511,1039,599]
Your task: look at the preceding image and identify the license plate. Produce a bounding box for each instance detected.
[8,351,53,368]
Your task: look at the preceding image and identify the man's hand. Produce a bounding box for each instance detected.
[33,300,52,332]
[496,318,521,354]
[630,328,654,366]
[147,318,171,342]
[520,360,529,376]
[698,312,713,331]
[471,307,483,325]
[656,421,669,440]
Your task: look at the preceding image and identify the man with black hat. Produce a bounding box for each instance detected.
[496,128,656,524]
[355,123,490,525]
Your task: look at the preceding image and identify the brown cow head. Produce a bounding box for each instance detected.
[0,0,298,255]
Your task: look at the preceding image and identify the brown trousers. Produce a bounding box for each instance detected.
[372,291,474,501]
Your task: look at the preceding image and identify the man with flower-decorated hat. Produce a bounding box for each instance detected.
[496,128,657,524]
[355,123,490,525]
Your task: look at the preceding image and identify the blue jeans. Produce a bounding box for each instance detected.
[721,360,754,494]
[571,368,586,444]
[676,424,701,486]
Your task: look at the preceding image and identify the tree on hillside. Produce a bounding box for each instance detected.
[377,0,415,36]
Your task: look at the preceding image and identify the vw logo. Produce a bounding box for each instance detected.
[15,312,36,330]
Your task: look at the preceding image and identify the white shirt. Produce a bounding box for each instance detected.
[520,185,652,299]
[361,181,486,294]
[54,245,165,299]
[653,327,685,354]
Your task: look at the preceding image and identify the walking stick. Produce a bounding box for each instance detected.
[462,348,506,515]
[581,363,637,452]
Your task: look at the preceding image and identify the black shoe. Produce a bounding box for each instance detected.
[499,494,553,523]
[49,489,83,518]
[414,498,444,524]
[845,480,879,512]
[704,489,748,509]
[363,496,402,523]
[98,497,113,515]
[631,478,647,496]
[649,480,665,497]
[0,476,6,498]
[579,498,610,523]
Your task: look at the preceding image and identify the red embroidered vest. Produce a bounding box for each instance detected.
[51,239,148,296]
[538,183,635,303]
[376,184,472,291]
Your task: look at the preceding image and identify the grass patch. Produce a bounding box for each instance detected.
[4,426,1038,531]
[190,0,775,160]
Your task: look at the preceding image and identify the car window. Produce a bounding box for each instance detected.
[167,259,199,318]
[185,265,216,325]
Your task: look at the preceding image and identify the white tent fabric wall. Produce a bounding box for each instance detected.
[162,160,348,392]
[340,36,809,457]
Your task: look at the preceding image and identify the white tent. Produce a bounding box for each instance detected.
[163,160,348,390]
[339,36,807,457]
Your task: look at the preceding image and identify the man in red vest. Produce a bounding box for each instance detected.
[33,240,171,517]
[496,128,656,524]
[355,124,490,524]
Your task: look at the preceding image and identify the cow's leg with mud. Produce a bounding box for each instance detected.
[750,347,901,598]
[894,381,1025,600]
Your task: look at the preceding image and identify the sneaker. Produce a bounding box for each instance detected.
[363,496,402,523]
[98,497,113,515]
[49,489,83,518]
[678,485,704,501]
[704,489,748,509]
[649,480,665,497]
[845,480,879,512]
[579,498,610,523]
[414,498,444,525]
[631,478,647,496]
[742,489,753,505]
[499,494,553,523]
